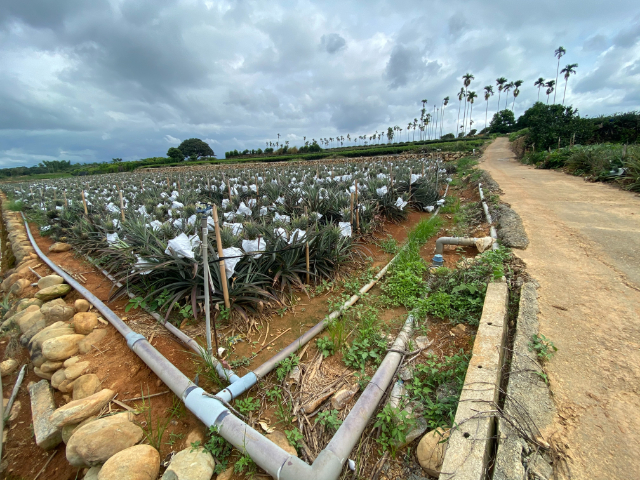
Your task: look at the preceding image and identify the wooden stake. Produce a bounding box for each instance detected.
[118,186,125,221]
[81,190,88,215]
[350,193,354,226]
[227,179,232,201]
[167,177,170,189]
[177,179,181,196]
[63,190,68,208]
[255,175,259,196]
[212,205,230,309]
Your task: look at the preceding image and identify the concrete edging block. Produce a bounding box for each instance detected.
[439,281,509,480]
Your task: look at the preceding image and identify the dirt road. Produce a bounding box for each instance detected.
[481,138,640,480]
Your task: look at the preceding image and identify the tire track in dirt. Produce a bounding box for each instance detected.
[481,138,640,480]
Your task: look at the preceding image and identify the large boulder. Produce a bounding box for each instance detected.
[49,389,116,428]
[78,329,108,354]
[62,416,98,444]
[66,414,144,467]
[41,300,75,324]
[73,312,98,335]
[40,360,64,373]
[416,428,450,477]
[73,374,101,400]
[49,242,72,253]
[65,361,90,381]
[36,284,72,302]
[30,322,75,352]
[0,359,18,376]
[9,278,31,297]
[75,299,91,312]
[42,334,85,361]
[161,446,215,480]
[16,310,45,334]
[98,445,160,480]
[4,304,40,330]
[265,430,297,457]
[38,275,64,290]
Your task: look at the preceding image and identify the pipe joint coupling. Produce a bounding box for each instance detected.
[126,332,146,349]
[432,254,444,266]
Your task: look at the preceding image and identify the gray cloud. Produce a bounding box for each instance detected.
[321,33,346,54]
[0,0,639,168]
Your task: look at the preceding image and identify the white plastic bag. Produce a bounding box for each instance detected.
[222,247,243,279]
[274,212,291,223]
[236,202,252,216]
[395,197,408,210]
[134,256,155,275]
[338,222,352,237]
[149,220,163,231]
[242,238,266,258]
[165,233,201,260]
[171,201,184,209]
[376,186,388,197]
[274,227,289,241]
[106,232,119,245]
[289,229,306,244]
[225,223,244,235]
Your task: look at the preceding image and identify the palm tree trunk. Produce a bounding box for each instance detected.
[457,100,462,137]
[554,58,560,103]
[485,100,489,129]
[512,95,516,111]
[440,105,444,138]
[537,87,540,101]
[497,90,501,111]
[563,79,568,105]
[469,103,474,133]
[462,90,468,136]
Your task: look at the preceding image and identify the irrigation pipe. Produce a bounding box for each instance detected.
[478,182,499,250]
[19,188,446,480]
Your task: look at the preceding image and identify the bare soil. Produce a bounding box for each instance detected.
[481,137,640,480]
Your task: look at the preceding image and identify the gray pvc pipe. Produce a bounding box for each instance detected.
[478,183,499,251]
[83,252,240,383]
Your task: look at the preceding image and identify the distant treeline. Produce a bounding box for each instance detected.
[0,136,483,180]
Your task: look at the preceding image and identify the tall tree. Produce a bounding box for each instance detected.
[512,80,523,111]
[503,82,514,110]
[177,138,214,159]
[484,86,494,129]
[534,77,545,101]
[467,91,478,134]
[545,80,556,104]
[456,88,465,137]
[496,77,508,111]
[461,73,475,135]
[560,63,578,105]
[440,96,449,138]
[553,46,566,103]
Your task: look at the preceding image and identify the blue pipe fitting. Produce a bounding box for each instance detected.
[125,332,146,349]
[432,254,444,267]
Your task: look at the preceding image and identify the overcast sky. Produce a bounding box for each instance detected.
[1,0,639,168]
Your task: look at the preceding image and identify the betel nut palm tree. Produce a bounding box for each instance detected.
[545,80,556,104]
[496,77,508,111]
[534,77,545,101]
[553,46,566,103]
[560,63,578,105]
[512,80,523,111]
[484,86,494,129]
[461,73,474,135]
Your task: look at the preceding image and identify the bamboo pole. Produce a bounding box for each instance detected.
[81,190,88,215]
[63,190,68,208]
[212,205,230,309]
[166,177,170,189]
[227,179,232,201]
[409,168,412,197]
